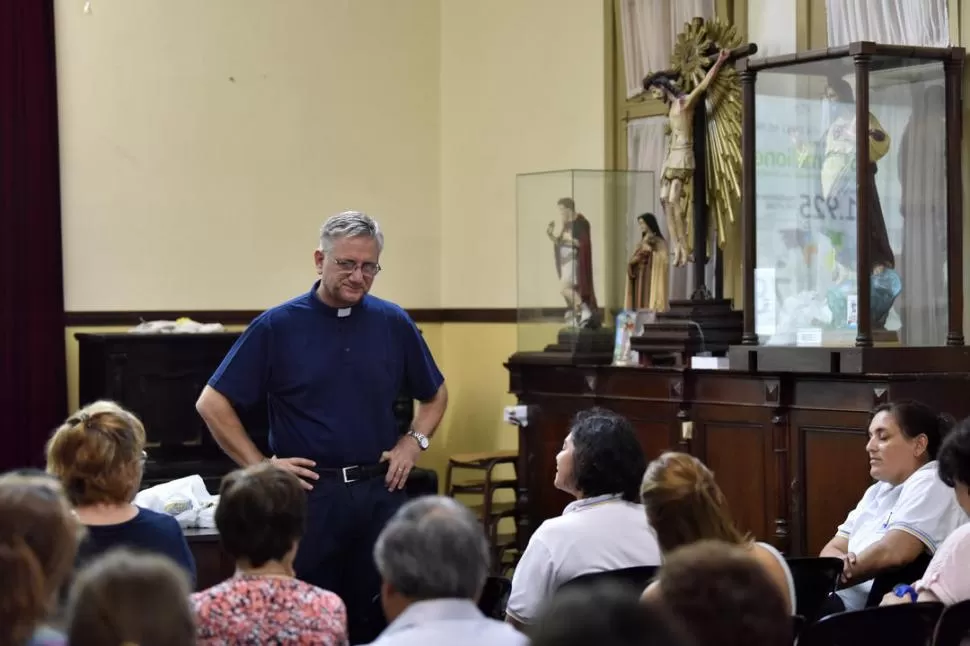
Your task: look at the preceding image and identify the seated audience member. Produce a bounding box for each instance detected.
[506,408,662,630]
[819,400,967,611]
[882,415,970,606]
[66,548,195,646]
[530,580,690,646]
[643,540,792,646]
[640,452,796,614]
[368,495,527,646]
[45,401,196,582]
[0,472,79,646]
[192,463,347,645]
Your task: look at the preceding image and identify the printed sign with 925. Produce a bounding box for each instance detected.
[799,193,856,221]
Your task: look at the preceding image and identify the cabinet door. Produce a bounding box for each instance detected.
[518,397,582,542]
[693,404,779,546]
[603,398,681,460]
[519,395,679,541]
[790,409,871,556]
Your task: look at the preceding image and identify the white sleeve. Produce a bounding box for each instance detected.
[837,484,878,538]
[886,469,961,553]
[505,532,557,625]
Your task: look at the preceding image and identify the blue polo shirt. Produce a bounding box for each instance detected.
[208,283,444,467]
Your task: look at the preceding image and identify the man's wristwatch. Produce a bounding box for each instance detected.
[407,428,430,451]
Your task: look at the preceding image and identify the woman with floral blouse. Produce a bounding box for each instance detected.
[192,463,348,645]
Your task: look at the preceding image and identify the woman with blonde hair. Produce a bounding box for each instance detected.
[640,452,796,614]
[0,471,80,646]
[45,400,195,581]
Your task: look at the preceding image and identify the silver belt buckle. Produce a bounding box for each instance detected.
[342,466,359,484]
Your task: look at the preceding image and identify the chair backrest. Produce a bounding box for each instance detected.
[786,557,844,622]
[866,551,934,607]
[934,599,970,646]
[792,614,808,642]
[561,565,659,594]
[478,576,512,620]
[798,602,944,646]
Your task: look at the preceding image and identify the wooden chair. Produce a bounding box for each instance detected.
[865,551,934,607]
[798,602,944,646]
[479,576,513,620]
[933,599,970,646]
[786,557,843,622]
[444,450,520,572]
[792,615,807,642]
[559,565,660,595]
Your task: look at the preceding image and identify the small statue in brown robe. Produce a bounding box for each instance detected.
[624,213,670,313]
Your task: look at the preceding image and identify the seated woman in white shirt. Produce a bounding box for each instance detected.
[820,400,968,611]
[881,415,970,607]
[505,408,662,631]
[639,452,796,615]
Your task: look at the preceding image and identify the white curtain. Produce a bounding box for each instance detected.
[627,116,713,300]
[619,0,716,99]
[827,0,949,345]
[826,0,950,47]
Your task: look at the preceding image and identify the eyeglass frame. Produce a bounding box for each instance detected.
[329,257,382,278]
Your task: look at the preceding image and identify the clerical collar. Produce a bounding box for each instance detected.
[307,281,363,318]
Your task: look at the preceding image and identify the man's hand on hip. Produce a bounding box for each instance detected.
[269,456,319,491]
[380,437,422,492]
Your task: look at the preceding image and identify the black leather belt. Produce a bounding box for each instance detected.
[314,462,389,484]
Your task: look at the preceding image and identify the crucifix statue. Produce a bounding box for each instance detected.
[642,18,757,298]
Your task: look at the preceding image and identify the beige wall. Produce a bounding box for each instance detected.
[56,0,607,484]
[439,0,607,309]
[57,0,607,313]
[55,0,441,311]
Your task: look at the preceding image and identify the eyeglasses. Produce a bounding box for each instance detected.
[331,257,381,278]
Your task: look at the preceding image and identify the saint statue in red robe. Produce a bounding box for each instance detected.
[547,197,598,328]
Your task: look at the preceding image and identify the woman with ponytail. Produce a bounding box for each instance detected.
[0,472,79,646]
[639,452,796,614]
[45,401,196,584]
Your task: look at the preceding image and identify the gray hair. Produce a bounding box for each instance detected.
[373,496,490,600]
[319,211,384,254]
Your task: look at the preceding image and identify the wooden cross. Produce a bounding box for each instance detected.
[644,32,758,300]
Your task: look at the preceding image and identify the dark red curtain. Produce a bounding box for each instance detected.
[0,0,67,470]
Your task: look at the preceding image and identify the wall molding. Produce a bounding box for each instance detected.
[64,308,524,326]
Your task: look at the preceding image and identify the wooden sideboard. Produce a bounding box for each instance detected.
[76,332,417,491]
[506,353,970,557]
[184,528,235,591]
[77,333,439,593]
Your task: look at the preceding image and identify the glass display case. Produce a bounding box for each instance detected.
[737,43,964,350]
[515,169,655,359]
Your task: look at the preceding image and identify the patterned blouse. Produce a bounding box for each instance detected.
[192,574,348,645]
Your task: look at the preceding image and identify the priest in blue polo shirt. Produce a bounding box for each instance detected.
[196,211,448,645]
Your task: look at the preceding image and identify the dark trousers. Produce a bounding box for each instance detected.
[294,475,407,645]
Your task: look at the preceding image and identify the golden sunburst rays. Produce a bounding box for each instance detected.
[669,17,745,250]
